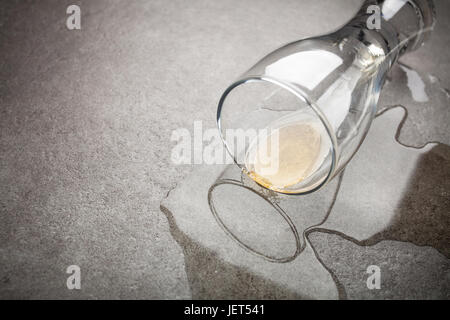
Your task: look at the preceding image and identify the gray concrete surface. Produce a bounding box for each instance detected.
[162,107,449,299]
[0,0,449,299]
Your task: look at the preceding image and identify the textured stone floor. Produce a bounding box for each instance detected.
[0,0,449,299]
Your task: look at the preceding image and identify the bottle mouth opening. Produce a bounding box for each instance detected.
[217,76,338,195]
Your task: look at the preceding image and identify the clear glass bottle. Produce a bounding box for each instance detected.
[217,0,435,194]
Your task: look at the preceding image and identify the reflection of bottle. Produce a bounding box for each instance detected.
[217,0,435,194]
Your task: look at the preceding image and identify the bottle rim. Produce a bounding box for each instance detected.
[216,75,339,195]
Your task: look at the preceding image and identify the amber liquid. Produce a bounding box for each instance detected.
[245,122,322,191]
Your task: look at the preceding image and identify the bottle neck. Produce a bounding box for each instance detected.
[347,0,435,62]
